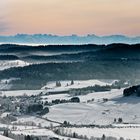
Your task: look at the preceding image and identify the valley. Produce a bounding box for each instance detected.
[0,44,140,140]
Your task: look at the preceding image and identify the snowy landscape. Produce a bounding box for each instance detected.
[0,78,140,140]
[0,44,140,140]
[1,0,140,139]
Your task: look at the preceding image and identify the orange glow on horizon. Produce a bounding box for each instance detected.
[0,0,140,36]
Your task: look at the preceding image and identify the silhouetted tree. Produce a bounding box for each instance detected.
[3,130,8,137]
[118,118,123,123]
[101,134,106,140]
[71,80,74,85]
[71,97,80,103]
[56,81,61,87]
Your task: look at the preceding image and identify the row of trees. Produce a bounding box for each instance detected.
[1,58,139,90]
[27,104,49,115]
[56,80,74,87]
[114,118,123,123]
[44,97,80,106]
[69,85,111,96]
[53,127,124,140]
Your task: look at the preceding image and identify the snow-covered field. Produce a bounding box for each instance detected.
[44,89,140,125]
[64,127,140,140]
[0,135,14,140]
[12,128,80,140]
[0,112,10,118]
[0,80,140,139]
[41,93,71,102]
[0,123,37,130]
[12,128,57,136]
[0,78,20,90]
[79,89,123,102]
[0,79,115,96]
[42,80,116,93]
[12,116,59,127]
[0,60,29,71]
[0,89,44,97]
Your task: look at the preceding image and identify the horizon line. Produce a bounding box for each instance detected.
[0,33,140,38]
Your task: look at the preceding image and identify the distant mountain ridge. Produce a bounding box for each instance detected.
[0,34,140,45]
[0,43,140,90]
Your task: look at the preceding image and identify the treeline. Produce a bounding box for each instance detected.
[69,85,111,96]
[53,127,125,140]
[1,44,140,61]
[123,85,140,97]
[44,97,80,106]
[0,60,140,90]
[0,55,19,60]
[0,44,103,53]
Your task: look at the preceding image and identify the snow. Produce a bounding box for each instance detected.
[0,78,20,90]
[0,123,37,130]
[1,90,44,97]
[11,125,140,140]
[0,80,117,97]
[13,116,59,127]
[0,80,140,139]
[0,60,29,71]
[45,103,95,124]
[41,93,71,102]
[41,80,114,92]
[79,89,124,102]
[12,128,56,136]
[41,87,122,103]
[64,127,140,140]
[44,89,140,125]
[12,128,80,140]
[0,112,10,118]
[0,135,14,140]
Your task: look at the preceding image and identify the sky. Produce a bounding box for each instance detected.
[0,0,140,36]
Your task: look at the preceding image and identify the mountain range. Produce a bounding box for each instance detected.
[0,34,140,45]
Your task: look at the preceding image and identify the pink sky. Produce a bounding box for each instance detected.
[0,0,140,36]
